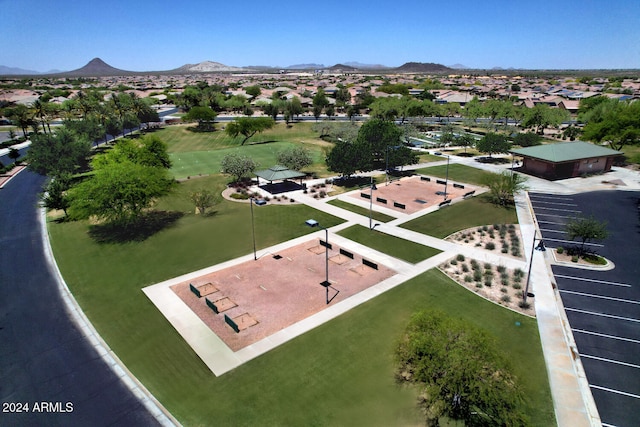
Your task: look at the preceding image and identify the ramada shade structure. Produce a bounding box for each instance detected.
[254,165,306,194]
[509,141,621,180]
[254,165,305,182]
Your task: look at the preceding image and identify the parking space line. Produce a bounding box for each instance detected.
[529,195,575,201]
[543,237,604,247]
[532,206,582,213]
[534,213,578,219]
[572,329,640,344]
[565,308,640,323]
[538,220,567,226]
[560,289,640,305]
[540,228,567,234]
[591,385,640,400]
[555,275,632,287]
[531,201,579,207]
[581,354,640,369]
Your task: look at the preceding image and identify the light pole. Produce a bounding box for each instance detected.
[369,177,377,230]
[524,233,545,305]
[305,219,331,304]
[443,154,450,200]
[250,198,257,260]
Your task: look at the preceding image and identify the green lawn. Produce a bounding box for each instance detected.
[47,135,552,426]
[327,199,396,223]
[401,193,518,238]
[338,224,441,264]
[49,200,553,426]
[160,123,332,179]
[416,163,496,186]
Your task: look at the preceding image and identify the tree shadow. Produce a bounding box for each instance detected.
[88,210,184,243]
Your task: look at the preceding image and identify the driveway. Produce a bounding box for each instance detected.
[0,170,162,427]
[529,190,640,427]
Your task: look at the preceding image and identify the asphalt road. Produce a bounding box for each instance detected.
[530,190,640,427]
[0,170,160,427]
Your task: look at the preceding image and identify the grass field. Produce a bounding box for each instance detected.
[338,224,441,263]
[416,163,496,186]
[327,199,397,223]
[47,127,553,425]
[158,123,332,179]
[401,193,519,238]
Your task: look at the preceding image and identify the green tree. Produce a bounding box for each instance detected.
[27,128,91,176]
[190,189,219,215]
[325,140,369,178]
[356,118,403,166]
[225,117,275,145]
[476,132,510,157]
[220,153,259,182]
[565,215,609,255]
[277,146,313,171]
[183,106,217,131]
[42,173,72,216]
[8,148,20,164]
[521,104,569,134]
[482,171,528,206]
[244,85,262,98]
[512,132,542,147]
[581,99,640,151]
[69,161,173,224]
[395,310,527,426]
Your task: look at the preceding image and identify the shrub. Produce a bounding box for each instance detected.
[462,264,469,273]
[501,295,512,303]
[473,271,483,282]
[456,254,465,261]
[518,301,531,309]
[464,274,473,283]
[450,259,458,266]
[501,278,510,287]
[571,256,579,263]
[497,265,506,273]
[475,282,483,288]
[485,242,495,250]
[493,224,500,230]
[512,283,522,290]
[482,225,488,231]
[500,287,508,293]
[514,268,525,278]
[501,247,509,253]
[556,247,564,254]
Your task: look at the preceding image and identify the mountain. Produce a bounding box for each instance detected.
[449,63,469,69]
[62,58,134,76]
[394,62,452,73]
[0,65,42,75]
[343,61,389,69]
[173,60,245,73]
[285,63,325,70]
[326,63,359,71]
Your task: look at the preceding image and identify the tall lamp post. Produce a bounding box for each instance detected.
[250,198,257,260]
[443,154,450,200]
[369,177,377,230]
[305,219,331,304]
[524,233,545,305]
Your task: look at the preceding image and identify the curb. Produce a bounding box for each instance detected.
[39,208,181,427]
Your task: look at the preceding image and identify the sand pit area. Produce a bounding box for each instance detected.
[348,175,476,214]
[171,239,395,351]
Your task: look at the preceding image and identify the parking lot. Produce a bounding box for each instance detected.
[530,191,640,427]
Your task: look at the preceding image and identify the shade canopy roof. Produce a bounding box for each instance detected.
[254,165,305,182]
[510,141,621,163]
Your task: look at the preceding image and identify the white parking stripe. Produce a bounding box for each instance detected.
[565,308,640,323]
[572,329,640,344]
[531,200,579,207]
[581,354,640,369]
[543,237,604,247]
[534,213,578,219]
[533,206,582,213]
[555,275,632,287]
[530,195,575,201]
[560,289,640,305]
[591,385,640,400]
[540,228,567,234]
[537,220,567,226]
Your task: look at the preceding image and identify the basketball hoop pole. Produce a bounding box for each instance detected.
[305,219,330,304]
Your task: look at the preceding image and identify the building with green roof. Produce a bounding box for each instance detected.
[510,141,621,180]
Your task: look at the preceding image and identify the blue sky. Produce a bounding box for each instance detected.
[2,0,639,72]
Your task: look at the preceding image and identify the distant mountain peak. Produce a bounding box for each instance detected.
[173,60,244,73]
[62,58,133,77]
